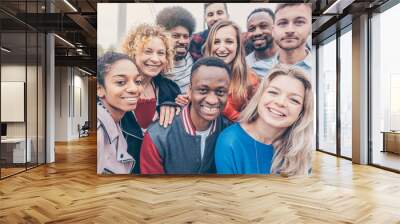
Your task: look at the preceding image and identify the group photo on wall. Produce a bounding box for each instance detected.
[96,2,314,176]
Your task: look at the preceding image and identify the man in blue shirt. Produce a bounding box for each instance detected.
[245,8,277,78]
[272,3,312,75]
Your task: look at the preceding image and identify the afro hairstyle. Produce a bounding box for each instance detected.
[156,6,196,36]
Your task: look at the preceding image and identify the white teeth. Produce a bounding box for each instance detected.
[123,97,137,103]
[202,106,218,113]
[145,64,161,67]
[268,107,284,116]
[216,53,229,57]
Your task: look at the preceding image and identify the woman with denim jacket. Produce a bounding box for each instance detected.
[97,52,143,174]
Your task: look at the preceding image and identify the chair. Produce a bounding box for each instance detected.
[79,121,90,138]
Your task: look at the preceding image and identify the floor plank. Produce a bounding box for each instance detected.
[0,135,399,223]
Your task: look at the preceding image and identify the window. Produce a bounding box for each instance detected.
[371,2,400,171]
[318,37,337,154]
[340,28,352,158]
[0,1,46,179]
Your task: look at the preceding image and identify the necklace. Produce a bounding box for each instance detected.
[254,140,260,174]
[254,53,263,62]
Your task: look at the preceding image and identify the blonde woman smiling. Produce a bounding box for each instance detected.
[203,20,259,121]
[215,65,313,176]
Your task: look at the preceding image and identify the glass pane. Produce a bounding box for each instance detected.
[312,45,317,151]
[1,30,27,177]
[27,31,38,169]
[318,38,337,154]
[27,0,39,168]
[371,3,400,171]
[0,1,46,178]
[340,29,352,158]
[38,32,45,165]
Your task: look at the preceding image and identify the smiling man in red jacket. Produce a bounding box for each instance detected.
[140,57,232,174]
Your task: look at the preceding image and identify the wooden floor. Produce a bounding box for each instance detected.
[1,167,26,178]
[1,163,44,178]
[1,135,400,223]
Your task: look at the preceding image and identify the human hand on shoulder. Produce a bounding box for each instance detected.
[158,105,177,128]
[175,93,190,107]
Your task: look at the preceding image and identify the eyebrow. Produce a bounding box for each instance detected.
[111,74,128,78]
[276,18,288,22]
[143,47,165,53]
[277,16,307,21]
[268,86,304,98]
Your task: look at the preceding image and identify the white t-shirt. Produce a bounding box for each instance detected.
[164,53,194,93]
[196,126,211,160]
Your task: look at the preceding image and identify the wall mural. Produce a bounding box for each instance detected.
[97,3,313,176]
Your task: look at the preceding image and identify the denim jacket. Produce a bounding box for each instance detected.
[97,102,134,174]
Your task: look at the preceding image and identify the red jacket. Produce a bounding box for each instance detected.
[140,105,231,174]
[223,68,260,121]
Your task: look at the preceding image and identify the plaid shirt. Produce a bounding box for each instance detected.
[189,29,209,61]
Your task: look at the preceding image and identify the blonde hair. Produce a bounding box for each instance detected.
[204,20,249,108]
[121,23,174,73]
[239,65,314,176]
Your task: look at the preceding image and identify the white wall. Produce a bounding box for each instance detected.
[71,72,89,138]
[54,66,89,141]
[55,66,69,141]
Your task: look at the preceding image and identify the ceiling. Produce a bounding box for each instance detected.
[0,0,393,73]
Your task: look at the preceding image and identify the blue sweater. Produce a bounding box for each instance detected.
[215,123,275,174]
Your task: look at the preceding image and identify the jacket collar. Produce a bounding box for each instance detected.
[181,105,217,136]
[97,102,120,143]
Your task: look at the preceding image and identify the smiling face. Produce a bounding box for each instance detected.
[97,59,143,120]
[257,75,305,132]
[170,26,190,61]
[188,65,230,130]
[210,25,238,65]
[205,3,228,29]
[273,4,311,51]
[134,37,167,77]
[247,11,274,52]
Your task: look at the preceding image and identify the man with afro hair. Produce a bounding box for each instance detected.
[156,6,196,95]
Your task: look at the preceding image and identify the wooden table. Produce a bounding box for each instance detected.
[0,138,31,164]
[381,131,400,154]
